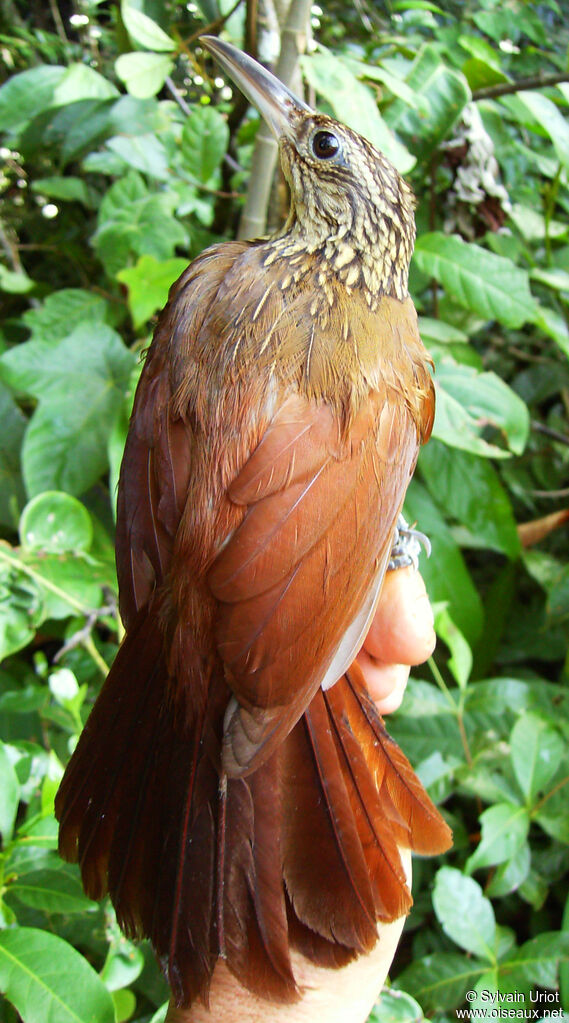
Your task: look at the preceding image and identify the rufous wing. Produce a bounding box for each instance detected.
[208,388,421,776]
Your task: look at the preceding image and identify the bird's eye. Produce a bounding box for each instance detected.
[312,130,340,160]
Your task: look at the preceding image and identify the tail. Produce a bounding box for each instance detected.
[56,607,226,1005]
[56,631,451,1008]
[281,663,452,967]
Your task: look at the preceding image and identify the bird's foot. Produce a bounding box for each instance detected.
[388,514,431,572]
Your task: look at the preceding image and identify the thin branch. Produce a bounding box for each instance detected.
[0,220,24,275]
[54,611,112,677]
[429,154,439,318]
[165,75,192,116]
[529,487,569,499]
[246,0,259,60]
[531,420,569,448]
[428,656,475,773]
[192,180,242,199]
[473,72,569,102]
[238,0,313,239]
[165,77,243,176]
[48,0,69,46]
[175,0,244,57]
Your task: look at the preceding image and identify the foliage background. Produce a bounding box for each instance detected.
[1,0,569,1020]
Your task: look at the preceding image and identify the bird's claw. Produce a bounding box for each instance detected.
[388,514,431,572]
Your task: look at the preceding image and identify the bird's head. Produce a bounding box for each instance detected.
[201,36,415,299]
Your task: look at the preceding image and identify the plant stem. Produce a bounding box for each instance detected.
[473,72,569,101]
[543,164,562,266]
[531,420,569,448]
[238,0,313,239]
[428,656,474,768]
[83,635,110,677]
[48,0,69,47]
[532,774,569,815]
[428,655,457,712]
[0,544,91,616]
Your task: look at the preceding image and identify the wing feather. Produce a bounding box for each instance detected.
[211,393,420,775]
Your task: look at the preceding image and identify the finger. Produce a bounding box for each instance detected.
[373,665,411,715]
[363,568,435,666]
[355,651,410,710]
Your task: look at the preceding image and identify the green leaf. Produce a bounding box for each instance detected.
[0,65,66,132]
[20,492,93,554]
[534,789,569,844]
[149,1005,169,1023]
[369,988,427,1023]
[0,325,135,496]
[501,932,569,989]
[518,91,569,171]
[121,0,176,52]
[434,606,472,689]
[486,843,531,898]
[386,44,470,156]
[299,50,415,173]
[115,52,175,98]
[510,204,568,243]
[464,677,531,718]
[49,666,80,704]
[106,132,170,180]
[414,234,538,329]
[510,713,565,805]
[420,440,520,557]
[53,63,119,104]
[0,383,26,529]
[392,1,444,13]
[404,479,484,644]
[112,989,137,1023]
[561,893,569,1011]
[416,750,457,804]
[100,943,145,991]
[14,549,105,619]
[473,8,520,42]
[7,869,98,915]
[389,709,464,766]
[32,176,94,207]
[462,57,508,92]
[458,35,503,71]
[0,741,20,842]
[344,58,428,111]
[433,867,496,960]
[22,289,111,346]
[433,360,529,457]
[394,678,454,719]
[181,106,230,184]
[394,952,487,1013]
[117,254,188,328]
[531,267,569,291]
[419,317,468,346]
[534,305,569,361]
[0,551,42,659]
[0,928,115,1023]
[0,265,35,293]
[108,366,140,521]
[467,803,531,873]
[94,172,187,275]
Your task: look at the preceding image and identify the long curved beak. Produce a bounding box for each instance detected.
[200,36,312,140]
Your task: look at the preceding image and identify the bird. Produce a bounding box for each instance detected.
[55,36,452,1011]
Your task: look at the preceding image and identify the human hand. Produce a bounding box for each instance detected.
[357,565,436,713]
[166,568,435,1023]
